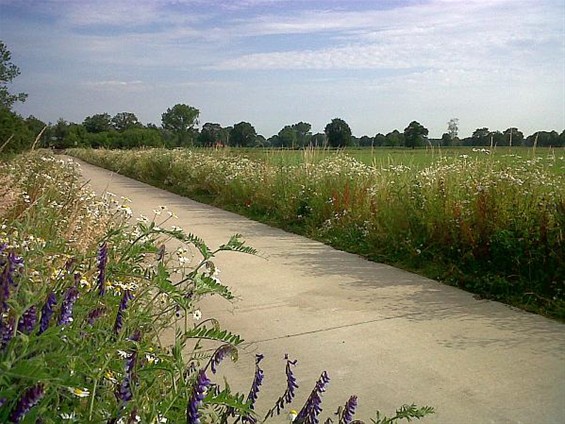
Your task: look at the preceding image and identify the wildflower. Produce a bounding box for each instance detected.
[60,412,76,420]
[68,387,90,398]
[187,370,211,424]
[116,350,137,404]
[241,354,264,423]
[265,355,298,420]
[105,370,118,384]
[37,292,57,335]
[339,396,358,424]
[209,344,236,374]
[58,286,79,326]
[114,290,134,334]
[17,305,37,334]
[192,309,202,321]
[9,383,45,423]
[97,242,108,296]
[295,371,330,424]
[87,306,106,326]
[0,315,15,350]
[1,251,24,313]
[288,410,298,422]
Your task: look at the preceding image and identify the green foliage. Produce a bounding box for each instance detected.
[0,108,33,153]
[83,113,113,133]
[325,118,352,147]
[371,404,435,424]
[229,121,257,147]
[112,112,142,132]
[403,121,429,149]
[161,103,200,147]
[0,40,27,110]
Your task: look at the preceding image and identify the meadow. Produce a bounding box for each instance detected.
[69,146,565,320]
[0,151,434,423]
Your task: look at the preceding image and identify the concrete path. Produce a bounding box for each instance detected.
[74,158,565,424]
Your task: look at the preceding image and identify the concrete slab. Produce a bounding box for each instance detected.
[73,157,565,424]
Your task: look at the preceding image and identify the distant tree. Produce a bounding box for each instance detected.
[441,132,452,146]
[83,113,113,133]
[373,133,387,147]
[45,119,86,149]
[384,130,404,147]
[503,127,524,147]
[470,127,491,146]
[292,122,312,148]
[403,121,429,149]
[325,118,352,147]
[229,122,256,147]
[198,123,227,147]
[112,112,141,132]
[118,127,163,149]
[447,118,459,142]
[254,134,267,147]
[358,135,373,147]
[161,103,200,146]
[526,130,561,147]
[310,132,326,147]
[0,41,27,110]
[276,125,296,148]
[0,108,33,152]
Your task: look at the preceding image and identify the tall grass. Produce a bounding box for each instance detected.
[1,152,434,423]
[69,147,565,319]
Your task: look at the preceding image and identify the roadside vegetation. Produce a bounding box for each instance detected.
[69,147,565,320]
[0,151,435,422]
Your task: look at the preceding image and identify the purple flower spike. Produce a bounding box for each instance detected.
[296,371,331,424]
[0,316,15,350]
[38,292,56,335]
[0,251,22,314]
[96,242,108,296]
[87,306,106,326]
[264,355,298,420]
[187,370,211,424]
[247,354,264,405]
[339,396,358,424]
[58,286,79,326]
[17,305,37,334]
[209,344,235,374]
[116,350,137,404]
[242,354,264,423]
[114,290,134,334]
[9,383,45,423]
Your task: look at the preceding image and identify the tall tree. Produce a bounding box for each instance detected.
[403,121,429,149]
[324,118,352,147]
[0,41,27,110]
[83,113,113,133]
[229,122,256,147]
[112,112,141,132]
[503,127,524,147]
[447,118,459,142]
[471,128,491,146]
[198,122,227,147]
[161,103,200,146]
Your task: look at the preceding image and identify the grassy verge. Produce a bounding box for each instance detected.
[0,151,434,423]
[68,147,565,320]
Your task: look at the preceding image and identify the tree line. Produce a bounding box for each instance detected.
[1,41,564,153]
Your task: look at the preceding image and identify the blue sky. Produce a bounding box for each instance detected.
[1,0,563,138]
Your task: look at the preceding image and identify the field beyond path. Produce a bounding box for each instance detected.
[74,157,565,424]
